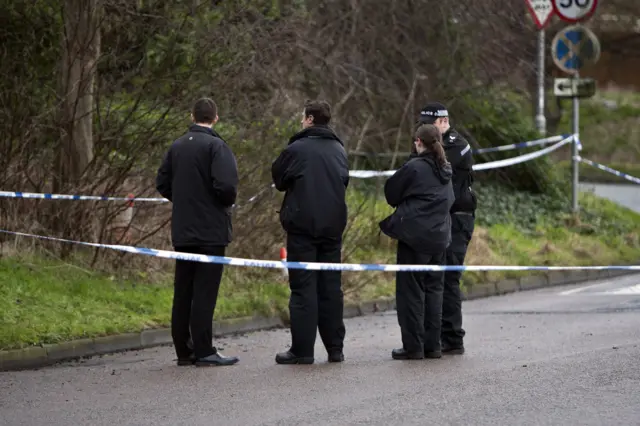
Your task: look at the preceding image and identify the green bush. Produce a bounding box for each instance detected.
[457,90,567,196]
[474,182,568,231]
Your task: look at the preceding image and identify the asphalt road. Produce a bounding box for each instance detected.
[2,274,640,426]
[580,183,640,213]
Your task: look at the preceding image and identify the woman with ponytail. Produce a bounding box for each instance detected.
[379,124,455,360]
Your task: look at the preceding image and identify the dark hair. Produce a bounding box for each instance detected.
[192,98,217,124]
[304,100,331,126]
[415,124,448,166]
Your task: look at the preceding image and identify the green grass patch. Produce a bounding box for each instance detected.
[1,186,639,351]
[0,257,291,351]
[551,89,640,165]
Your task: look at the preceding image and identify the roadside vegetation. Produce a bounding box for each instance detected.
[1,1,639,351]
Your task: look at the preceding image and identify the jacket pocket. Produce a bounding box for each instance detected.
[280,195,300,230]
[452,213,475,243]
[379,211,400,240]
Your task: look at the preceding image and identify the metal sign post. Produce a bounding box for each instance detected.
[571,72,580,213]
[526,0,555,136]
[536,30,547,136]
[551,24,600,213]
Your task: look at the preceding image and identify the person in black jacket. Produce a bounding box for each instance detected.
[380,124,455,360]
[271,100,349,365]
[156,98,240,367]
[417,102,477,355]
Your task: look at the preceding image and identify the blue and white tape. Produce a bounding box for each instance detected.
[0,191,168,203]
[0,186,272,207]
[579,158,640,185]
[474,134,570,154]
[349,135,574,178]
[473,134,573,171]
[1,229,638,272]
[0,134,579,202]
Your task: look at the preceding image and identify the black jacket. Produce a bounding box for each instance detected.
[271,125,349,239]
[156,124,239,247]
[379,152,455,254]
[443,129,476,213]
[409,128,476,213]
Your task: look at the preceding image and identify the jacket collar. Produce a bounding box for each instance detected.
[288,125,344,146]
[189,124,223,140]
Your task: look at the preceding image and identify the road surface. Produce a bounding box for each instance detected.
[1,274,640,425]
[580,183,640,213]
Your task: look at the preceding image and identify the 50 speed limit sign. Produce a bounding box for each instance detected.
[552,0,598,23]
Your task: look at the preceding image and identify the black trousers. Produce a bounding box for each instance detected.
[286,233,346,358]
[395,241,445,353]
[172,245,225,359]
[441,212,475,348]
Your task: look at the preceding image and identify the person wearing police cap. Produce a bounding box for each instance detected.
[416,101,477,355]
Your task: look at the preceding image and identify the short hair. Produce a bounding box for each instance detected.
[192,98,217,124]
[304,100,331,126]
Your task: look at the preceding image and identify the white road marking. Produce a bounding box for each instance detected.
[560,283,640,296]
[559,282,611,295]
[597,284,640,295]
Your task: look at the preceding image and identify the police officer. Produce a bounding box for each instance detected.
[380,124,455,360]
[271,100,349,365]
[156,97,240,367]
[417,102,477,355]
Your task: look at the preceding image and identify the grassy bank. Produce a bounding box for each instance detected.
[2,185,639,351]
[549,89,640,170]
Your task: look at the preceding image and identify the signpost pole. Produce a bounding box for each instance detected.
[549,0,600,214]
[571,72,580,213]
[535,29,547,136]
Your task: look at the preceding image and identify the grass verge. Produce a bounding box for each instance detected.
[1,188,639,351]
[550,89,640,165]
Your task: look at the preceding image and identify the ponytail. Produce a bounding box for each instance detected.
[414,124,450,167]
[430,141,448,167]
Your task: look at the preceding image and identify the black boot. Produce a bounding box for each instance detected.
[391,348,424,360]
[442,345,465,355]
[176,354,196,366]
[328,350,344,363]
[275,350,314,365]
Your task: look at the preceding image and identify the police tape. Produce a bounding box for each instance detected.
[0,191,168,203]
[349,134,575,178]
[0,134,576,202]
[578,158,640,185]
[474,134,570,154]
[1,229,638,272]
[0,188,268,207]
[352,134,575,156]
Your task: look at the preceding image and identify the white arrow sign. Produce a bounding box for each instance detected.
[526,0,554,29]
[552,0,598,23]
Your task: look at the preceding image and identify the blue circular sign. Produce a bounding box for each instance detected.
[551,24,601,74]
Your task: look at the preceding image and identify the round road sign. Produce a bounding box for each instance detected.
[551,24,601,74]
[552,0,598,23]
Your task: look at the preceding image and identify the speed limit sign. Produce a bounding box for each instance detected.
[552,0,598,22]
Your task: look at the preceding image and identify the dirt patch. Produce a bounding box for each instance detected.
[466,227,501,265]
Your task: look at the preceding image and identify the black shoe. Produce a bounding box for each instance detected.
[328,351,344,363]
[424,350,442,359]
[391,348,424,360]
[195,352,239,367]
[442,345,465,355]
[176,354,196,366]
[275,350,314,365]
